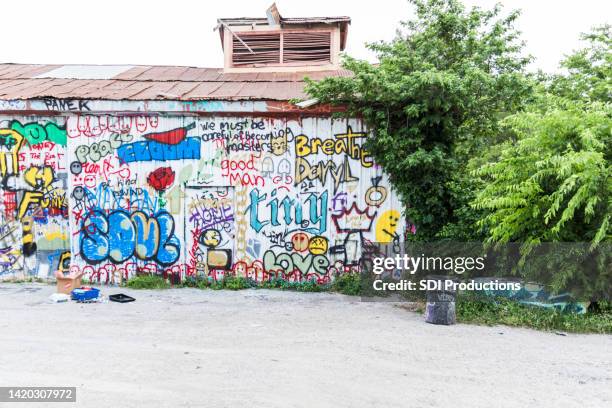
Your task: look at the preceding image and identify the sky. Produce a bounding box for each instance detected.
[1,0,609,73]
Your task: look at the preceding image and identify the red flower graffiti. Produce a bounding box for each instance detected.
[147,167,175,192]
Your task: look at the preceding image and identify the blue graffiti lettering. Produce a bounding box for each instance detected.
[80,210,180,266]
[247,188,327,235]
[116,137,201,163]
[79,185,160,213]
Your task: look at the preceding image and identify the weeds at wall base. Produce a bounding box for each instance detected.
[124,273,362,294]
[125,275,171,289]
[181,276,329,292]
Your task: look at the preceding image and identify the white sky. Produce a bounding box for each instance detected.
[1,0,609,73]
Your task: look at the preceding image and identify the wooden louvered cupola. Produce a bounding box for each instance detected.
[217,3,350,72]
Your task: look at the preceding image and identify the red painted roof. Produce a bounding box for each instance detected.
[0,64,352,101]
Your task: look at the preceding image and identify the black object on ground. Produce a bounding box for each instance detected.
[109,294,135,303]
[424,276,457,325]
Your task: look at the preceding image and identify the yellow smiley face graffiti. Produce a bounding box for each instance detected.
[308,236,328,255]
[375,210,401,243]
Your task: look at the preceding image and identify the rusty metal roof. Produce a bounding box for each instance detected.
[0,63,352,101]
[217,16,351,25]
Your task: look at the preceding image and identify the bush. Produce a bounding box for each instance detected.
[181,276,210,289]
[126,275,170,289]
[295,279,325,292]
[196,279,210,289]
[331,273,361,296]
[223,276,254,290]
[180,276,199,288]
[210,280,224,290]
[258,278,284,289]
[252,278,324,291]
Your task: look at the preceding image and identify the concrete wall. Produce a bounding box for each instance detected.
[0,112,405,283]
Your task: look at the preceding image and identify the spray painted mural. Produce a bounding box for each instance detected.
[0,113,405,283]
[0,116,70,280]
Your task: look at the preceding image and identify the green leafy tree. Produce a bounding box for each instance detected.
[548,24,611,103]
[305,0,533,240]
[472,27,611,298]
[473,100,610,245]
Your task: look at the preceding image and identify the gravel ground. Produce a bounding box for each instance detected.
[0,283,610,408]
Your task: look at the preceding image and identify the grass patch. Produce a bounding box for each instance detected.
[126,275,171,290]
[456,294,612,334]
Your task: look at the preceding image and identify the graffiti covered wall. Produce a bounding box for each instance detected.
[0,116,70,280]
[1,113,405,283]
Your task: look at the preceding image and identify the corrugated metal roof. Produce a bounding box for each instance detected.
[0,63,352,101]
[217,16,351,25]
[34,65,134,80]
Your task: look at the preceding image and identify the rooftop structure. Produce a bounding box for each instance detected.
[217,3,350,72]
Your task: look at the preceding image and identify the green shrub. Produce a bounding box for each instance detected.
[180,276,210,289]
[223,276,253,290]
[296,279,325,292]
[331,273,361,296]
[253,278,329,292]
[210,280,224,290]
[126,275,170,289]
[258,278,284,289]
[180,276,199,288]
[196,278,210,289]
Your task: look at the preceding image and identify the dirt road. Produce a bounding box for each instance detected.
[0,283,610,408]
